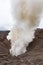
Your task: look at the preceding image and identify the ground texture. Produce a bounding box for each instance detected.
[0,29,43,65]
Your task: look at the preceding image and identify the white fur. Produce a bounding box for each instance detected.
[7,0,43,56]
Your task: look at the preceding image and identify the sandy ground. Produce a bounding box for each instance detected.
[0,29,43,65]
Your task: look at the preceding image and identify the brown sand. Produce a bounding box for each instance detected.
[0,29,43,65]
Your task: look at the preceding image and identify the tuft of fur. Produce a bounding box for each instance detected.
[7,0,43,56]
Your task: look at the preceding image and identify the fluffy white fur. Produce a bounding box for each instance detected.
[7,0,43,56]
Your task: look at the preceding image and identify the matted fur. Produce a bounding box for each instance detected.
[7,0,43,56]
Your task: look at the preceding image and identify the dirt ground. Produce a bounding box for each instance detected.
[0,29,43,65]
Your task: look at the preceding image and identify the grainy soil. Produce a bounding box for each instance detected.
[0,29,43,65]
